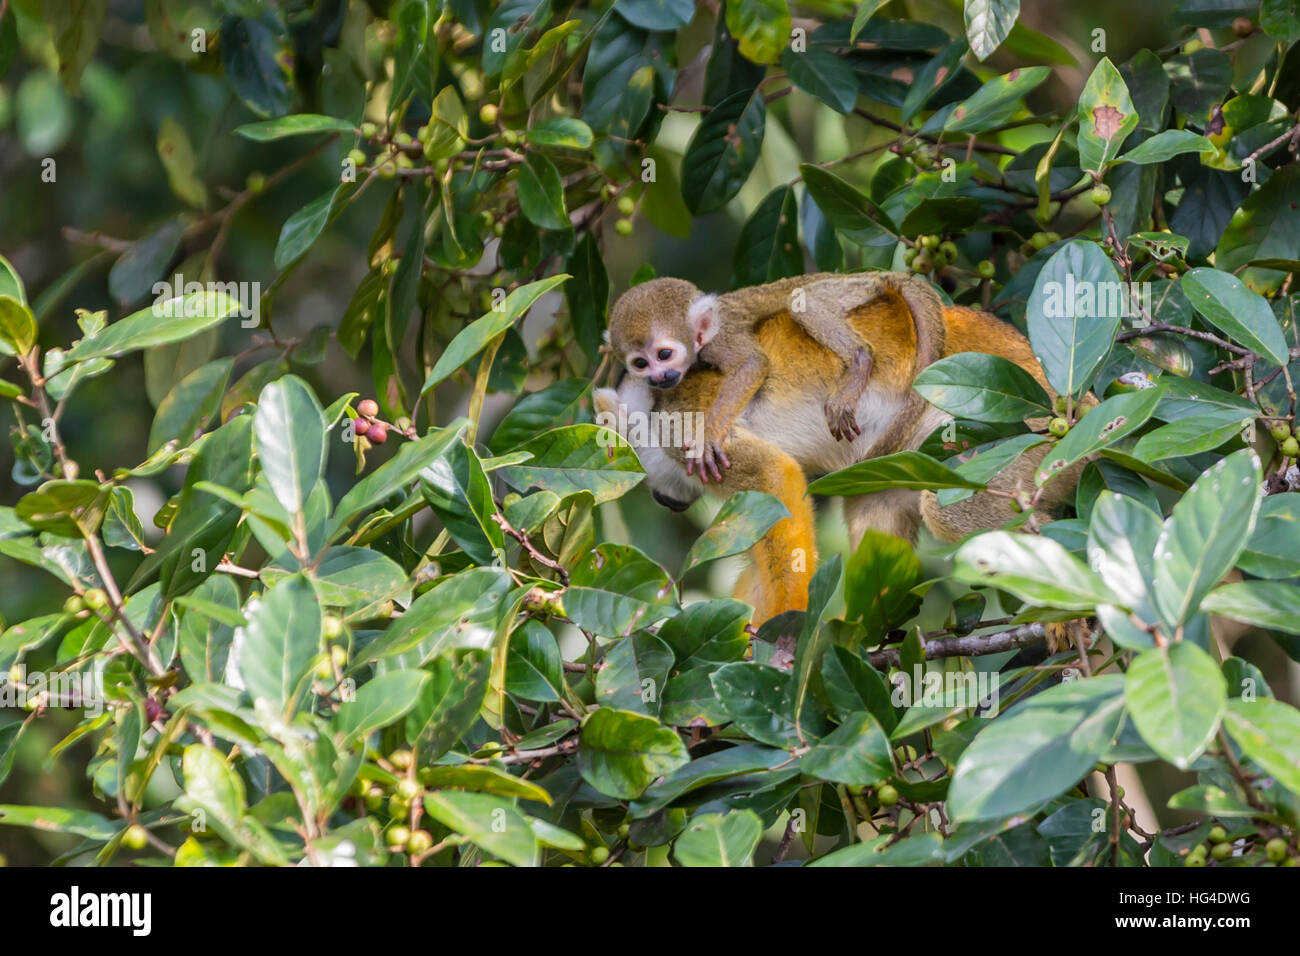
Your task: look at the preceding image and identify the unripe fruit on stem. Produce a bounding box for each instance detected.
[331,645,348,669]
[1049,417,1070,438]
[367,424,389,444]
[83,588,108,611]
[316,657,334,680]
[1282,437,1300,458]
[347,148,367,167]
[493,221,505,236]
[589,846,610,864]
[364,788,384,811]
[616,195,636,216]
[1270,422,1291,442]
[921,234,940,249]
[357,398,379,418]
[386,825,411,847]
[614,218,634,237]
[395,778,421,802]
[1211,842,1232,861]
[323,615,345,641]
[122,825,149,851]
[394,132,414,147]
[903,247,917,266]
[939,240,958,260]
[1208,825,1227,844]
[912,251,932,273]
[360,121,378,138]
[977,259,996,279]
[1185,853,1206,867]
[417,125,431,143]
[877,784,900,807]
[389,749,413,771]
[407,830,433,854]
[1266,837,1288,863]
[479,104,498,125]
[1090,183,1112,205]
[1030,231,1052,251]
[246,171,266,193]
[388,795,410,818]
[63,595,84,615]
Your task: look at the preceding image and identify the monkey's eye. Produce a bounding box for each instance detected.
[631,357,649,370]
[657,348,674,361]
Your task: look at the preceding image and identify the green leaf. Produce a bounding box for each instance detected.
[564,543,677,637]
[420,764,553,805]
[1086,491,1162,637]
[1238,494,1300,579]
[596,632,673,715]
[945,66,1051,134]
[406,651,491,761]
[577,707,689,799]
[1118,129,1214,165]
[914,353,1053,422]
[0,296,37,355]
[954,530,1113,610]
[497,424,643,504]
[781,47,858,114]
[235,573,321,717]
[655,599,751,668]
[565,236,609,362]
[147,358,233,453]
[526,116,594,150]
[1026,240,1125,398]
[1261,0,1300,45]
[422,791,539,866]
[180,743,246,830]
[799,712,892,785]
[421,275,570,393]
[1180,268,1290,366]
[724,0,790,64]
[253,376,326,518]
[1076,58,1138,172]
[820,645,896,731]
[1131,409,1249,463]
[682,87,766,214]
[947,676,1126,822]
[939,434,1048,507]
[60,291,242,366]
[156,117,205,208]
[683,491,789,573]
[844,529,921,638]
[333,671,429,748]
[809,451,985,496]
[1034,387,1165,486]
[516,153,569,231]
[0,804,117,840]
[221,12,292,118]
[1215,163,1300,274]
[1151,449,1263,629]
[964,0,1020,61]
[710,662,800,747]
[331,425,462,536]
[421,441,504,565]
[274,188,338,270]
[1202,581,1300,634]
[178,575,241,683]
[505,620,567,702]
[108,218,186,305]
[1222,697,1300,793]
[45,0,105,95]
[234,113,355,141]
[798,164,898,246]
[673,810,763,866]
[1125,642,1225,769]
[367,568,512,662]
[732,185,802,287]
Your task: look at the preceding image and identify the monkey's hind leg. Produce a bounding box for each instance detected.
[671,427,817,625]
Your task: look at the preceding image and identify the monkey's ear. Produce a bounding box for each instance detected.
[688,294,719,349]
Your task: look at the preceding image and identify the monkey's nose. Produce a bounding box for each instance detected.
[652,490,690,512]
[651,369,680,388]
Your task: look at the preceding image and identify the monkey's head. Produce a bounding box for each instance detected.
[607,278,719,390]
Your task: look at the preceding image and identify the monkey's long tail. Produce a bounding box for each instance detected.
[862,273,947,459]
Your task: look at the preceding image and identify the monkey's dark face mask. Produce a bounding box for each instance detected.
[649,369,680,388]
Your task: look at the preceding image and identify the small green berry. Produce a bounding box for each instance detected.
[977,259,995,279]
[347,148,367,167]
[589,846,610,864]
[63,595,84,615]
[1090,183,1112,205]
[1211,842,1232,861]
[878,784,900,807]
[616,195,636,217]
[360,121,378,138]
[614,218,634,237]
[1266,837,1288,863]
[394,778,420,802]
[406,830,433,854]
[1208,825,1228,844]
[122,825,149,851]
[1282,437,1299,458]
[479,104,499,125]
[323,615,345,641]
[83,588,109,611]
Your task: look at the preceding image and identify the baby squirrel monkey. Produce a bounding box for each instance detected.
[606,272,945,482]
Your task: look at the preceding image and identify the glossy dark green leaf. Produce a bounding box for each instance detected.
[799,711,892,785]
[253,376,325,518]
[914,352,1053,422]
[673,810,763,866]
[234,113,355,141]
[781,47,858,114]
[809,451,985,496]
[1125,642,1225,768]
[596,631,673,715]
[1221,697,1300,793]
[732,186,802,287]
[1181,268,1289,365]
[578,707,689,799]
[497,424,643,504]
[147,358,232,453]
[220,13,292,118]
[274,188,338,270]
[798,164,898,246]
[954,530,1113,610]
[681,87,765,214]
[1034,387,1165,487]
[964,0,1019,61]
[333,670,429,748]
[235,573,320,717]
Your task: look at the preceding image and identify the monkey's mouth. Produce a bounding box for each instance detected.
[648,378,678,390]
[652,490,691,512]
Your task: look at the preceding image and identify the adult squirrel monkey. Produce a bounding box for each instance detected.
[606,272,945,481]
[595,277,1083,624]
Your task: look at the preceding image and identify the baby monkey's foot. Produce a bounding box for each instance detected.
[686,439,731,483]
[824,393,863,442]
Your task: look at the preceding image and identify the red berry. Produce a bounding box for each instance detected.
[357,399,379,418]
[367,423,388,444]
